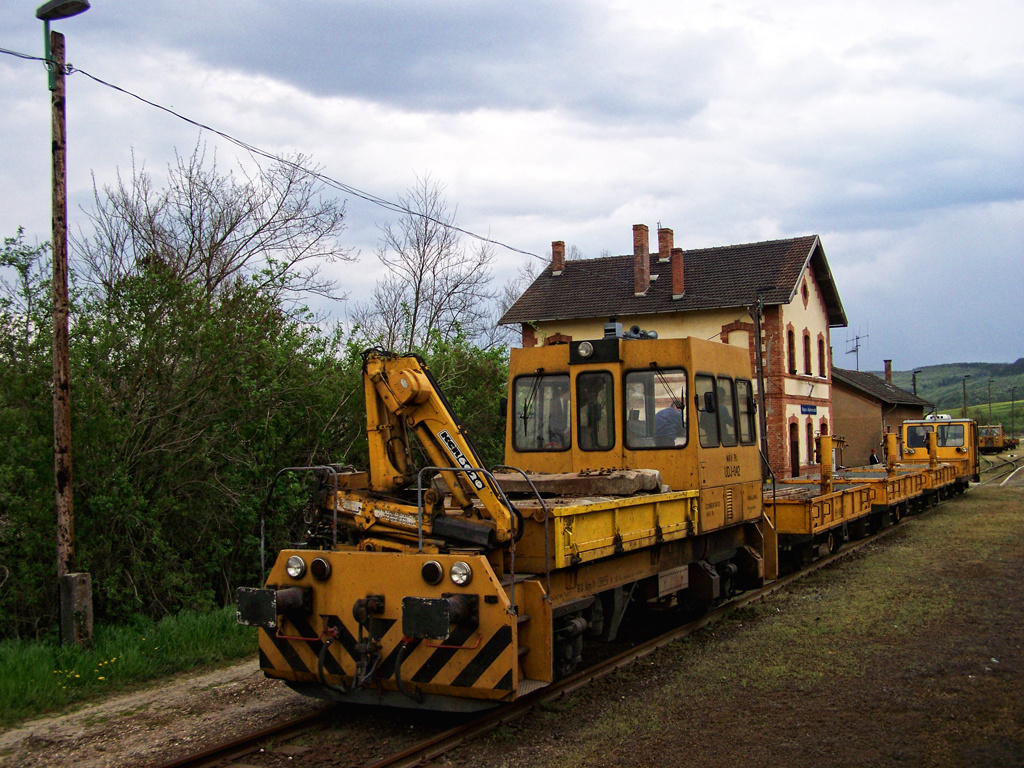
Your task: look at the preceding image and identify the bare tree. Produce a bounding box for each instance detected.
[352,175,496,351]
[75,143,352,303]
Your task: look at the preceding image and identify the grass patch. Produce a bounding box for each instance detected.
[0,606,255,728]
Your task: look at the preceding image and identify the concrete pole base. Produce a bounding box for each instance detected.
[60,572,93,646]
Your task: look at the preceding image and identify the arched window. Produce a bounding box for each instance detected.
[818,338,827,377]
[807,422,815,465]
[803,331,812,375]
[787,329,796,374]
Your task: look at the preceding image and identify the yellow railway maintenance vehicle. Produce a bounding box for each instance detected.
[765,425,972,570]
[237,327,771,710]
[764,434,872,568]
[979,424,1019,454]
[900,415,980,492]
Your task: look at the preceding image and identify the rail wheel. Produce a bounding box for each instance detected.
[826,529,842,554]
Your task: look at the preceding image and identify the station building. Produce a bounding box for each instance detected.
[499,224,848,479]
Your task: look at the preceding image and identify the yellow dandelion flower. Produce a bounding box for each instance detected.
[98,676,105,680]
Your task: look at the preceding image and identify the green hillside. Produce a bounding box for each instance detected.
[882,359,1024,433]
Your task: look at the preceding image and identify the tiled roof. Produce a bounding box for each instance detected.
[499,235,847,327]
[832,367,934,408]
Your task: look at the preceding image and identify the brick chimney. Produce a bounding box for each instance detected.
[884,359,892,383]
[552,240,565,274]
[671,247,685,298]
[633,224,650,296]
[657,227,674,263]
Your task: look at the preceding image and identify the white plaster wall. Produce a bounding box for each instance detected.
[779,267,831,379]
[534,307,751,347]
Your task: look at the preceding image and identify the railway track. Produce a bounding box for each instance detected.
[158,486,965,768]
[976,453,1023,486]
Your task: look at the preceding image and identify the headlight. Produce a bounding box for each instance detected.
[577,341,594,358]
[449,561,473,586]
[285,555,306,579]
[310,557,331,581]
[421,560,444,586]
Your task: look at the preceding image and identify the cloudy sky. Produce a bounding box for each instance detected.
[2,0,1021,372]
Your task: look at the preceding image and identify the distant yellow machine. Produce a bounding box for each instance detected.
[979,424,1019,454]
[901,415,980,484]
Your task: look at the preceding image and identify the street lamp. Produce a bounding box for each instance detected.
[37,0,91,646]
[912,370,922,396]
[36,1,90,88]
[961,374,971,418]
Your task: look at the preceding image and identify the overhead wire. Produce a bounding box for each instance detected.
[0,45,545,262]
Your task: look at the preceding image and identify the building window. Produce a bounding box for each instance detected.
[803,331,812,375]
[807,422,815,465]
[787,329,796,374]
[818,338,827,377]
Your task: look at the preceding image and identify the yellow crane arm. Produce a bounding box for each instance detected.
[362,351,514,543]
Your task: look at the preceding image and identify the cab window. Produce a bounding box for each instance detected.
[511,374,570,452]
[716,377,738,447]
[937,423,965,447]
[577,371,615,451]
[624,368,688,449]
[906,424,932,448]
[736,379,756,445]
[695,374,719,447]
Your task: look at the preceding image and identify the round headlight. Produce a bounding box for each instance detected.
[310,557,331,581]
[285,555,306,579]
[421,560,444,586]
[449,561,473,586]
[577,341,594,358]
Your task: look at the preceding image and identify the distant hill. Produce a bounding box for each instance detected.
[875,359,1024,425]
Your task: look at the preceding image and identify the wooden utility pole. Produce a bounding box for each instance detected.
[49,29,92,646]
[51,30,73,581]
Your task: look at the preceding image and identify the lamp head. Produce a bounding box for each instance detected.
[36,0,90,21]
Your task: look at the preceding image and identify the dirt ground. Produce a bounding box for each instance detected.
[1,483,1021,768]
[0,660,327,768]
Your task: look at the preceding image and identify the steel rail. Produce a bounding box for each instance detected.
[153,708,330,768]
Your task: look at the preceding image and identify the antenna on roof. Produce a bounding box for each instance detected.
[846,330,869,371]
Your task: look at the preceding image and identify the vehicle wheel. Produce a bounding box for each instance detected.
[826,530,842,554]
